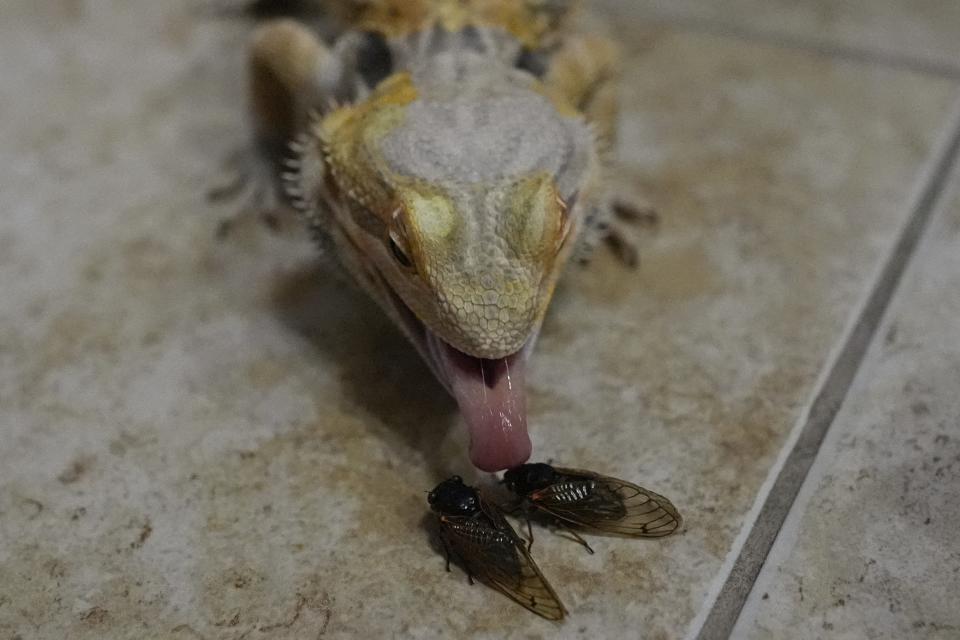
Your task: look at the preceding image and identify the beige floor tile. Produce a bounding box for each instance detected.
[732,165,960,640]
[0,3,956,638]
[602,0,960,75]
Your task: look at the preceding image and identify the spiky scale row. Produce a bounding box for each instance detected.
[256,1,642,368]
[283,134,311,213]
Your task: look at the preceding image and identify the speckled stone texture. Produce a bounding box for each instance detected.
[732,166,960,640]
[607,0,960,72]
[1,2,959,639]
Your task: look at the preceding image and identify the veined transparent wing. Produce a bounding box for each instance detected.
[438,501,566,621]
[528,467,682,538]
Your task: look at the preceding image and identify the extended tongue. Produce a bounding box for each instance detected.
[429,335,532,472]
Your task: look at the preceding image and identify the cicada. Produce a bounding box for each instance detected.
[427,476,567,621]
[502,463,682,551]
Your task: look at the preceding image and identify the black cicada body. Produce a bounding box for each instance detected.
[427,476,566,621]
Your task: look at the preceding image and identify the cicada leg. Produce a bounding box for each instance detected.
[526,517,535,554]
[554,522,595,555]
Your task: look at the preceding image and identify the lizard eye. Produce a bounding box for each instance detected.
[557,192,578,250]
[389,230,415,270]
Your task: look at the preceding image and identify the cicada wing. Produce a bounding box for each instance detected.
[439,508,566,621]
[532,467,683,538]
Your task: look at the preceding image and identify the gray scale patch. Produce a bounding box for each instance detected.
[379,93,577,184]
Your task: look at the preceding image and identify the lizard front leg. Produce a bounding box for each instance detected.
[544,35,658,267]
[545,34,621,145]
[249,18,342,148]
[209,19,345,235]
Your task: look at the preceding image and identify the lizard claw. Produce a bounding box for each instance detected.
[613,199,660,229]
[207,145,291,239]
[605,195,660,267]
[604,225,640,268]
[576,195,659,268]
[206,148,251,203]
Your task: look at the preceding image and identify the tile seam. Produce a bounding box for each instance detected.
[686,93,960,640]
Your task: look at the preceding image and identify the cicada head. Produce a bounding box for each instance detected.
[427,476,481,516]
[503,463,559,495]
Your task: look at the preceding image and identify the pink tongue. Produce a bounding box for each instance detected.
[428,334,532,472]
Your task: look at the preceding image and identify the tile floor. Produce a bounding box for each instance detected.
[0,1,957,638]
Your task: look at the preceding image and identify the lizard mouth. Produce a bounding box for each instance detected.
[381,283,533,472]
[426,334,533,472]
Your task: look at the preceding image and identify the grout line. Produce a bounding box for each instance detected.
[613,8,960,81]
[687,94,960,640]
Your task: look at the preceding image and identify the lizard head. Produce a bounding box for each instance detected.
[391,173,570,358]
[296,72,596,471]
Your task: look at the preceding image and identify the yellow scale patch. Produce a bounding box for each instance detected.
[330,0,566,49]
[318,72,420,217]
[318,72,467,273]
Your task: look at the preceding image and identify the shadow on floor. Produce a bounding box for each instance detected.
[270,259,465,481]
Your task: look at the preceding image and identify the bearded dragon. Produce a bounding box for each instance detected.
[217,0,649,472]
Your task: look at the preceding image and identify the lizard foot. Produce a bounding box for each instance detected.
[207,146,292,239]
[577,196,660,268]
[613,199,660,229]
[606,198,660,267]
[603,223,639,268]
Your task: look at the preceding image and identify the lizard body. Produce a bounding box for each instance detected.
[227,0,641,471]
